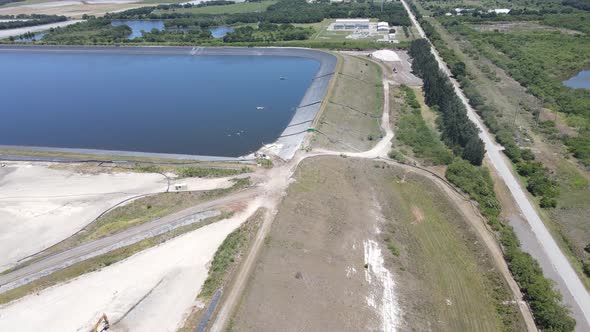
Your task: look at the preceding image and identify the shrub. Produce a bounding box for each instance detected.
[445,158,500,218]
[520,148,536,161]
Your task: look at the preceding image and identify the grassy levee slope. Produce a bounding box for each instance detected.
[312,53,384,151]
[231,157,524,331]
[178,208,265,332]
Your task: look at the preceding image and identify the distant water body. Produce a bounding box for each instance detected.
[111,20,234,40]
[563,70,590,89]
[0,50,320,157]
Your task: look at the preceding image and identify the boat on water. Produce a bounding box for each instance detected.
[256,106,265,110]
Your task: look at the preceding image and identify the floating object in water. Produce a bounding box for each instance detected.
[280,76,286,80]
[256,106,265,110]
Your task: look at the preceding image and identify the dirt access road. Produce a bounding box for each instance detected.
[400,0,590,328]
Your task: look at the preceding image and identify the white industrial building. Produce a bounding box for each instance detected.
[488,8,511,14]
[333,18,370,30]
[377,21,390,32]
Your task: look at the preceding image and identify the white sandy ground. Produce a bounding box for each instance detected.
[0,200,261,332]
[372,49,401,62]
[0,162,166,271]
[169,176,235,192]
[0,20,82,39]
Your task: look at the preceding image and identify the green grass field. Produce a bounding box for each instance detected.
[386,174,521,330]
[312,53,384,151]
[154,0,276,15]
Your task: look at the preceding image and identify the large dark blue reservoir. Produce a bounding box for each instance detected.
[0,49,320,157]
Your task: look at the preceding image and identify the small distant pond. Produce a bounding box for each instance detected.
[563,70,590,89]
[111,20,234,40]
[209,26,234,38]
[16,32,45,42]
[111,20,165,39]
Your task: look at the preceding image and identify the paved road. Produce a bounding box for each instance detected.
[400,0,590,328]
[0,188,260,293]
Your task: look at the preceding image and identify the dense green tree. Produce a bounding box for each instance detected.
[462,136,485,165]
[409,39,485,165]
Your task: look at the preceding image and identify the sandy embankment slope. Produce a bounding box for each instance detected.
[0,163,166,271]
[0,201,260,332]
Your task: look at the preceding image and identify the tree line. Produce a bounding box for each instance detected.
[445,158,575,332]
[0,0,23,5]
[417,17,564,205]
[408,39,485,166]
[0,14,66,30]
[223,23,312,43]
[108,0,411,26]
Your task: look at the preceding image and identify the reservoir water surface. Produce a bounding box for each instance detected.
[0,49,320,157]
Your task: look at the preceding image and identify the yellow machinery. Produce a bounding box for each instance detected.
[93,313,110,332]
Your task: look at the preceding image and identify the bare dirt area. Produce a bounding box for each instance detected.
[343,49,422,87]
[0,0,148,18]
[231,156,523,331]
[0,200,261,332]
[0,161,167,272]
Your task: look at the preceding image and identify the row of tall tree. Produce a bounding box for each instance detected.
[109,0,411,26]
[409,39,485,165]
[0,14,66,30]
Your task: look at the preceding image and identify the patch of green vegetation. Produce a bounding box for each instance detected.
[409,39,485,166]
[199,209,263,298]
[313,54,384,151]
[133,164,250,178]
[256,158,273,168]
[155,0,276,15]
[0,212,230,305]
[445,158,576,331]
[88,178,249,241]
[10,0,411,47]
[395,85,453,165]
[445,158,501,222]
[387,149,406,163]
[389,176,521,331]
[222,23,312,42]
[438,17,590,166]
[41,19,131,44]
[384,237,400,256]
